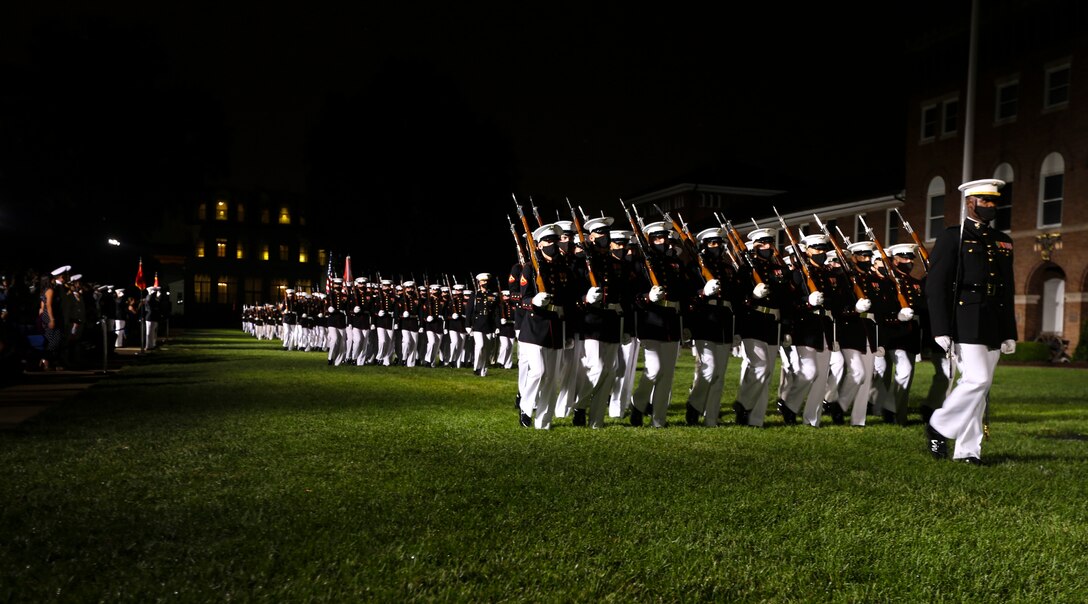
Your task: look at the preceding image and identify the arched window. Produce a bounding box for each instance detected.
[278,206,291,225]
[1038,152,1064,228]
[215,200,229,221]
[994,163,1014,232]
[925,177,946,241]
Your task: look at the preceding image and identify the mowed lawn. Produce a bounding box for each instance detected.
[2,329,1087,602]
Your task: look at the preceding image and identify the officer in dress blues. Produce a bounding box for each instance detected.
[925,178,1017,464]
[873,243,925,424]
[467,272,498,376]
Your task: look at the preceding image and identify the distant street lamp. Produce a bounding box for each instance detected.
[107,238,121,246]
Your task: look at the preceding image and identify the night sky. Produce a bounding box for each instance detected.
[2,2,951,276]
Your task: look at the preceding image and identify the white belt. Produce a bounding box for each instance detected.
[707,299,732,310]
[657,301,680,310]
[606,303,624,312]
[543,304,565,317]
[859,312,875,321]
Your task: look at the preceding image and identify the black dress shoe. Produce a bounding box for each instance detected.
[629,406,644,427]
[959,456,982,466]
[777,401,797,425]
[882,409,897,424]
[572,409,587,427]
[685,402,700,426]
[520,412,532,428]
[925,423,948,460]
[823,400,845,425]
[732,401,749,426]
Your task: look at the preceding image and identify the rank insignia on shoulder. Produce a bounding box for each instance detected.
[998,241,1013,249]
[520,275,527,286]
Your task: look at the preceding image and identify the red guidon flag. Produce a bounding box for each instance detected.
[135,258,146,290]
[343,255,353,283]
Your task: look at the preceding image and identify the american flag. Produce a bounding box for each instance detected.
[325,251,336,294]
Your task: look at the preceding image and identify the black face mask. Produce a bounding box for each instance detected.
[594,236,610,250]
[558,241,572,254]
[896,262,914,274]
[756,247,774,260]
[652,242,669,254]
[975,206,997,222]
[855,260,873,272]
[810,252,827,266]
[541,243,558,258]
[877,267,889,277]
[610,248,626,259]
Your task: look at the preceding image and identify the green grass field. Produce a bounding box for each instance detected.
[3,329,1087,602]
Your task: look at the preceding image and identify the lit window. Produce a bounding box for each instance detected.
[237,203,245,223]
[299,244,308,263]
[925,177,946,241]
[194,274,211,303]
[278,207,291,225]
[1045,63,1070,109]
[216,238,227,258]
[196,240,205,258]
[1039,152,1064,228]
[279,244,289,261]
[920,104,938,141]
[296,279,312,293]
[996,81,1018,122]
[261,208,270,224]
[215,200,228,221]
[261,244,270,261]
[271,279,287,301]
[197,203,207,221]
[216,278,235,304]
[236,242,246,260]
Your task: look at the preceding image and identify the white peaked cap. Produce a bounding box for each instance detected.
[403,281,415,287]
[452,284,465,290]
[886,243,918,256]
[747,227,777,242]
[476,273,492,281]
[958,178,1005,197]
[643,221,670,236]
[554,220,574,233]
[609,229,632,241]
[696,227,724,243]
[533,223,563,241]
[69,274,82,282]
[51,265,72,276]
[848,241,878,254]
[583,217,614,232]
[801,233,829,247]
[380,279,392,285]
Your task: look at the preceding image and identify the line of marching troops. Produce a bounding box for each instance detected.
[239,211,943,431]
[242,275,520,377]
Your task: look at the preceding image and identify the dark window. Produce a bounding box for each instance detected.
[1041,174,1063,226]
[997,82,1018,121]
[1045,65,1070,108]
[942,99,959,135]
[921,105,938,140]
[995,183,1013,231]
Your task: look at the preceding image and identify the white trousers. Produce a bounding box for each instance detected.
[688,340,731,427]
[113,318,126,348]
[447,331,466,367]
[632,339,680,428]
[609,336,640,418]
[930,344,1000,460]
[497,335,515,368]
[778,345,799,404]
[144,320,158,350]
[838,348,875,426]
[518,342,561,430]
[424,331,441,365]
[472,331,492,375]
[327,326,347,365]
[824,349,845,403]
[578,339,619,428]
[401,329,420,367]
[794,345,833,426]
[737,338,779,427]
[376,327,395,365]
[555,337,582,418]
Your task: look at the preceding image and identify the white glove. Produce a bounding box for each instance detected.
[369,324,376,330]
[732,334,742,347]
[418,328,424,333]
[876,346,886,356]
[808,291,824,307]
[935,335,951,352]
[1000,339,1017,355]
[531,292,553,307]
[752,283,770,299]
[467,328,474,336]
[451,313,460,319]
[897,307,915,322]
[585,287,603,305]
[855,298,872,313]
[703,279,721,297]
[782,334,793,346]
[377,310,385,317]
[402,311,410,318]
[648,285,666,303]
[426,315,434,322]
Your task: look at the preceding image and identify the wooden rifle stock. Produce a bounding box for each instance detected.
[814,214,866,301]
[893,208,931,272]
[858,215,910,309]
[620,199,660,287]
[507,214,527,266]
[723,219,764,285]
[567,197,598,288]
[773,206,817,294]
[656,206,713,282]
[513,194,547,294]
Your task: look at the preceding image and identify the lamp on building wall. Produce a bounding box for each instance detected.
[1033,232,1063,261]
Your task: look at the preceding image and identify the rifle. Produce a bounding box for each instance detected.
[507,210,527,274]
[773,206,818,294]
[752,217,787,267]
[722,217,764,284]
[655,204,714,282]
[566,197,599,288]
[858,215,910,309]
[530,196,544,227]
[710,212,741,271]
[814,213,867,301]
[513,193,548,294]
[619,198,660,287]
[893,208,931,272]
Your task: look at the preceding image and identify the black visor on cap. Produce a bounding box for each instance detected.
[756,237,774,244]
[808,243,832,251]
[895,252,917,259]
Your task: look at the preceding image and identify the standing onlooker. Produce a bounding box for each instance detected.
[39,266,70,370]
